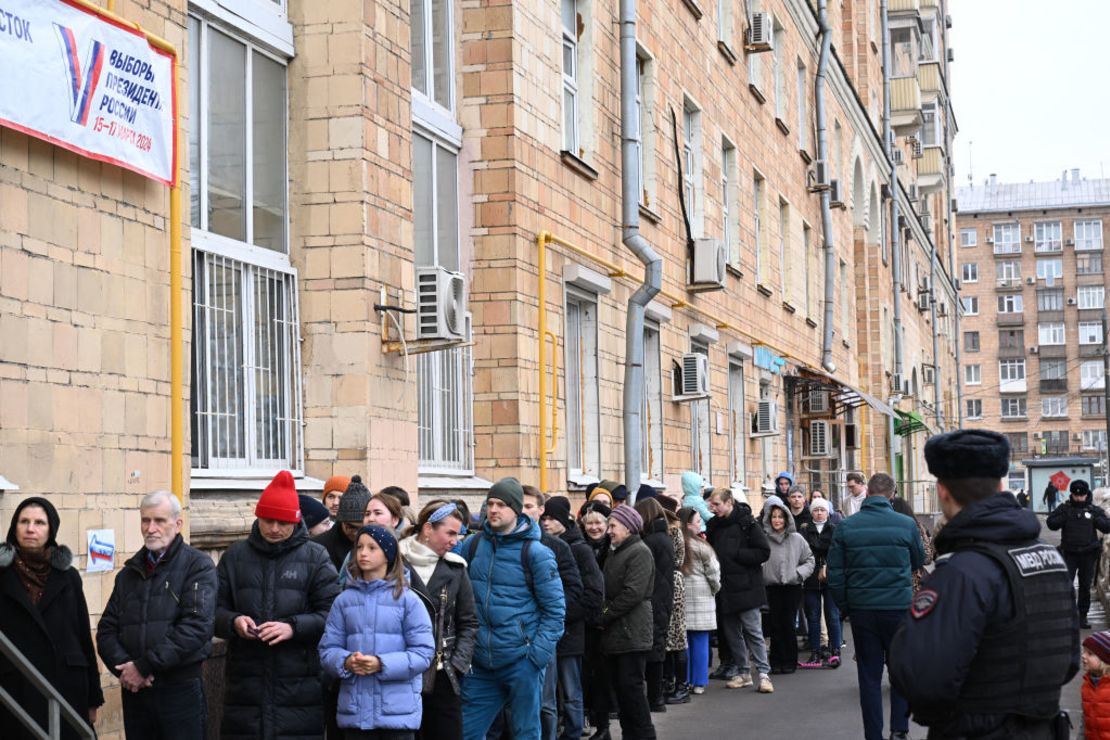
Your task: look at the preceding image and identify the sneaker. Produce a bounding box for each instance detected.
[799,650,824,668]
[692,685,706,695]
[757,674,774,693]
[726,673,753,689]
[824,650,841,669]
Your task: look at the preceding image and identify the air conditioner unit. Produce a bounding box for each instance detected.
[829,179,845,207]
[747,12,773,50]
[986,236,994,244]
[751,399,779,436]
[1066,238,1075,247]
[815,160,829,187]
[920,214,932,231]
[1026,276,1036,285]
[947,48,955,63]
[415,265,468,340]
[950,198,959,213]
[689,238,726,291]
[844,423,858,449]
[674,352,710,401]
[911,139,923,159]
[1074,433,1084,442]
[1029,346,1039,354]
[807,389,829,414]
[923,365,935,385]
[907,184,920,202]
[1067,297,1077,306]
[891,372,905,394]
[1025,235,1034,243]
[917,291,931,311]
[808,420,831,457]
[892,149,904,166]
[945,14,953,28]
[938,303,948,317]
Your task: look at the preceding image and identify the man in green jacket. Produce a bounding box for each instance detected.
[827,473,925,740]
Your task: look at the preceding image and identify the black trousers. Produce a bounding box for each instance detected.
[645,659,664,706]
[418,670,462,740]
[1064,550,1098,619]
[345,731,414,740]
[766,584,802,672]
[601,652,656,739]
[121,676,206,740]
[663,649,687,689]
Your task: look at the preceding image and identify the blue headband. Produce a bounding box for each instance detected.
[429,502,458,524]
[356,525,398,568]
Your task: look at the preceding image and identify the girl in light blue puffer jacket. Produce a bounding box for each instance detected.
[681,471,713,532]
[320,525,435,738]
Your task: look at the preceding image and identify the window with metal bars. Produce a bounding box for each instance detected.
[728,359,746,488]
[417,347,474,473]
[565,290,601,481]
[191,251,302,471]
[690,340,712,481]
[641,323,664,483]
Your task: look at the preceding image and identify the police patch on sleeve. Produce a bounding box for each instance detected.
[911,589,938,619]
[1006,544,1067,577]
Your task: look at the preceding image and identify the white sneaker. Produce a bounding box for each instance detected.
[726,673,753,689]
[757,674,774,693]
[692,685,706,695]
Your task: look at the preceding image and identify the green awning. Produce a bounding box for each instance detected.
[894,409,928,436]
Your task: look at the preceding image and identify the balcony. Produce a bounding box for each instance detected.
[1000,379,1028,394]
[992,241,1022,256]
[997,312,1025,327]
[1040,378,1068,393]
[1038,344,1067,359]
[996,277,1024,291]
[1035,240,1063,254]
[998,344,1026,359]
[889,0,921,12]
[919,62,943,95]
[917,148,945,193]
[891,77,923,135]
[1080,343,1105,358]
[1037,309,1064,321]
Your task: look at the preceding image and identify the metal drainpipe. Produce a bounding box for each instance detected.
[939,0,961,429]
[881,0,903,473]
[620,0,663,502]
[930,242,941,428]
[816,0,836,374]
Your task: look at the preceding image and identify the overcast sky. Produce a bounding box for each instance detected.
[949,0,1110,187]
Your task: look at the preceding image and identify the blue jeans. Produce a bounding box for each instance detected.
[849,609,910,740]
[541,655,557,740]
[463,660,546,740]
[556,656,583,740]
[804,587,842,652]
[686,631,710,687]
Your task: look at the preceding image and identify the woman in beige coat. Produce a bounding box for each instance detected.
[679,507,721,694]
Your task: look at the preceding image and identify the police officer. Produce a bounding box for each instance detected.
[1046,478,1110,628]
[889,429,1079,739]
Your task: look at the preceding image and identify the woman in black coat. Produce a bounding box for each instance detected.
[399,500,478,740]
[215,478,340,740]
[0,497,103,740]
[634,498,675,712]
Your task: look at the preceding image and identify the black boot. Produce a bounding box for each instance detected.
[710,663,737,680]
[665,682,691,704]
[588,730,611,740]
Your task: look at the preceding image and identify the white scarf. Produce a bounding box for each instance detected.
[399,535,440,586]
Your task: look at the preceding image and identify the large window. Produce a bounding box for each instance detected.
[1040,359,1067,380]
[1001,397,1027,419]
[1078,286,1105,310]
[1079,321,1104,345]
[1078,252,1104,275]
[565,290,601,481]
[1034,221,1063,253]
[998,294,1024,314]
[964,331,980,352]
[1037,289,1064,312]
[411,0,453,111]
[1006,432,1029,455]
[642,322,663,483]
[1084,430,1108,451]
[999,359,1026,384]
[635,48,656,208]
[960,228,977,247]
[1076,219,1103,251]
[890,26,917,77]
[1036,258,1063,283]
[417,347,473,473]
[1081,361,1106,391]
[1083,395,1107,417]
[683,98,703,236]
[1041,396,1068,418]
[189,16,302,473]
[1038,323,1065,345]
[993,223,1021,254]
[999,328,1025,350]
[962,296,979,315]
[996,259,1021,284]
[728,359,746,488]
[690,340,712,481]
[965,399,983,419]
[754,171,767,284]
[779,199,791,301]
[722,139,739,265]
[561,0,580,154]
[964,364,981,385]
[1042,430,1068,455]
[796,59,808,151]
[961,263,978,283]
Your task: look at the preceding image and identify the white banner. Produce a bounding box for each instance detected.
[0,0,176,184]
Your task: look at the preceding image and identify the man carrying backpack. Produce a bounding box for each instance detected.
[461,478,566,740]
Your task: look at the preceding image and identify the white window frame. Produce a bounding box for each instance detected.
[642,321,664,484]
[728,358,746,488]
[961,262,978,283]
[190,0,292,56]
[796,59,808,151]
[965,398,983,419]
[1084,430,1108,451]
[722,137,739,266]
[993,223,1021,254]
[1081,361,1106,391]
[839,259,850,344]
[683,97,704,236]
[635,47,656,208]
[1037,289,1064,312]
[803,223,815,317]
[1078,252,1104,275]
[411,0,456,117]
[1079,321,1104,345]
[964,364,981,385]
[189,15,303,477]
[921,102,940,148]
[1038,322,1066,345]
[561,0,579,155]
[718,0,734,49]
[997,259,1021,282]
[1034,221,1063,253]
[1078,286,1105,310]
[691,339,712,481]
[1075,219,1103,251]
[564,287,602,483]
[962,296,979,315]
[960,228,977,247]
[1041,396,1068,418]
[779,198,791,301]
[1036,257,1063,283]
[772,18,785,118]
[754,170,767,284]
[999,359,1026,383]
[997,294,1023,314]
[1001,397,1027,419]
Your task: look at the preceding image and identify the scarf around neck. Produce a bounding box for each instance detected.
[15,546,54,606]
[400,535,440,587]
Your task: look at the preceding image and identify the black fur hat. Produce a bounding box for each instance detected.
[924,429,1010,480]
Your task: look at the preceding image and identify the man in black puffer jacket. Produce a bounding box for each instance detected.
[705,487,774,693]
[1047,478,1110,628]
[97,491,217,739]
[215,471,340,740]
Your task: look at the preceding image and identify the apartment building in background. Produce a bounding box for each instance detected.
[956,170,1110,499]
[0,0,959,732]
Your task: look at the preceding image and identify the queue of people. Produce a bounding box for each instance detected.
[0,430,1092,740]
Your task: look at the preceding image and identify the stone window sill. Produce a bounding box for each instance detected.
[561,150,599,181]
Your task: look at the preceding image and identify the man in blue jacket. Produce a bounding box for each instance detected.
[462,477,566,740]
[827,472,925,740]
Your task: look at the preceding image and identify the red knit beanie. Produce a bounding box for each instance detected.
[256,471,301,523]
